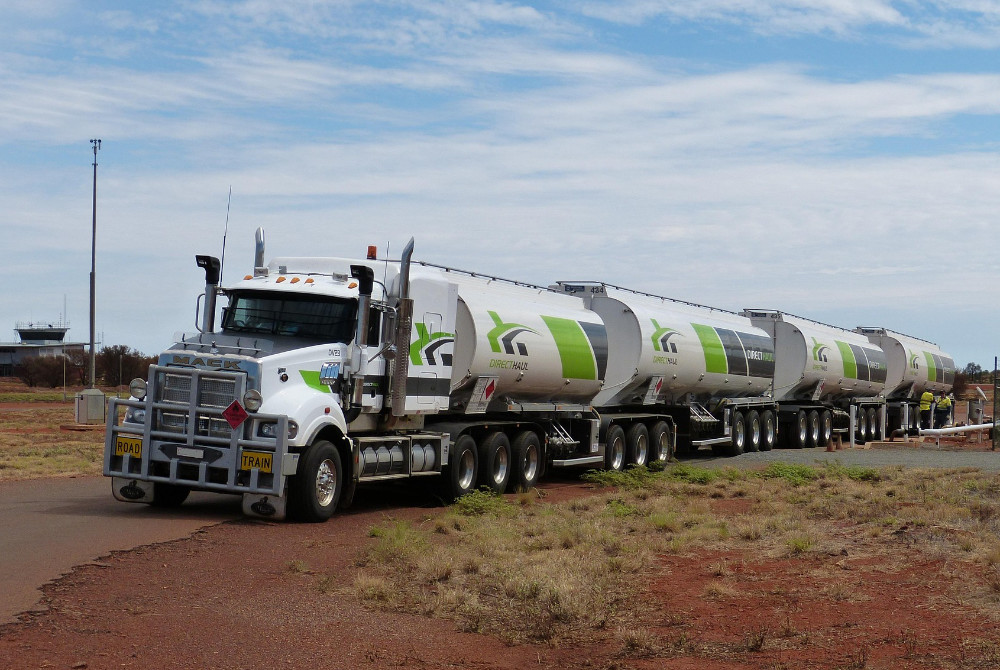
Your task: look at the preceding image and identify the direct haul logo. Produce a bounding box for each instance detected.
[409,310,607,380]
[651,319,681,366]
[409,323,455,366]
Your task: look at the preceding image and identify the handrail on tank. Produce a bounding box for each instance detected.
[743,308,863,336]
[855,326,940,347]
[415,260,557,293]
[556,281,739,316]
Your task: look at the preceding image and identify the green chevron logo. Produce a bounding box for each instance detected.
[486,311,539,356]
[650,320,681,353]
[812,338,830,363]
[409,323,454,366]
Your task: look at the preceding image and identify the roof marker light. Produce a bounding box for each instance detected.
[305,278,314,284]
[348,281,358,289]
[276,276,286,283]
[291,277,300,284]
[367,246,377,260]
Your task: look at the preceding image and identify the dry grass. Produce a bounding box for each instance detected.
[0,404,106,480]
[353,461,1000,659]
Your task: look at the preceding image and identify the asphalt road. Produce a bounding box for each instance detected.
[0,476,242,624]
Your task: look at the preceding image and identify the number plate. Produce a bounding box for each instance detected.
[240,451,273,473]
[115,435,143,458]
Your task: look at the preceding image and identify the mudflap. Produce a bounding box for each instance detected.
[339,478,358,511]
[242,492,287,520]
[112,477,154,503]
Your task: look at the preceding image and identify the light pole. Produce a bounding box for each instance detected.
[89,139,100,389]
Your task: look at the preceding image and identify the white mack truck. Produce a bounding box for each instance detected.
[104,230,794,521]
[106,231,671,521]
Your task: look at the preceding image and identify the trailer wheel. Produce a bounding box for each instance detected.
[511,430,541,491]
[151,482,190,507]
[445,434,479,500]
[760,410,776,451]
[478,431,511,494]
[793,410,808,449]
[868,407,880,441]
[820,410,833,447]
[604,424,626,471]
[806,410,821,448]
[649,421,672,462]
[626,423,649,467]
[856,409,868,444]
[746,411,761,452]
[288,440,342,522]
[730,411,746,456]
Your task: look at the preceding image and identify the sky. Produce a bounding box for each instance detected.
[2,0,999,370]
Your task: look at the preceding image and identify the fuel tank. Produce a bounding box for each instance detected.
[743,310,887,402]
[855,327,955,398]
[554,283,774,407]
[432,270,607,408]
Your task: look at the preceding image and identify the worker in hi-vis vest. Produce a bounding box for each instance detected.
[919,390,934,429]
[935,392,952,428]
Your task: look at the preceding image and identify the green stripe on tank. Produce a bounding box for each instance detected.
[923,351,937,382]
[692,323,728,375]
[541,315,596,380]
[835,340,857,379]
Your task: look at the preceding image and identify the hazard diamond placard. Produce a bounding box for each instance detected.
[222,400,249,429]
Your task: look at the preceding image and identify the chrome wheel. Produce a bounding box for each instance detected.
[457,447,476,491]
[315,458,338,507]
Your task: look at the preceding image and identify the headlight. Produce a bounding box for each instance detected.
[129,378,147,399]
[243,389,263,412]
[258,420,298,439]
[124,407,146,424]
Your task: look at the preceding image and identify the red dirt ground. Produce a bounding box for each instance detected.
[2,395,999,668]
[2,473,1000,669]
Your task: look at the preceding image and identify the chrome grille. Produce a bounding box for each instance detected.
[161,373,192,403]
[200,377,236,408]
[153,368,244,440]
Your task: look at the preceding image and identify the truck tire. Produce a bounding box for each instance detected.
[478,431,511,494]
[447,434,479,500]
[792,410,808,449]
[288,440,342,522]
[806,410,820,448]
[648,421,672,462]
[856,409,868,444]
[626,423,649,467]
[151,482,190,507]
[820,410,833,447]
[760,410,776,451]
[868,407,880,441]
[746,410,761,452]
[729,411,746,456]
[511,430,541,491]
[604,424,626,471]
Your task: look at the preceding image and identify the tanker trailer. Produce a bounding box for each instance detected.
[555,282,777,457]
[105,230,620,521]
[743,310,887,447]
[855,327,955,434]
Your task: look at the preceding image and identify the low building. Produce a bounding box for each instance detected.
[0,321,87,377]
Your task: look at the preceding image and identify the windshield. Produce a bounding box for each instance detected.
[222,291,358,343]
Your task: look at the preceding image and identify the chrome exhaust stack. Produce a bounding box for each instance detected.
[254,227,267,276]
[195,255,221,333]
[391,238,415,417]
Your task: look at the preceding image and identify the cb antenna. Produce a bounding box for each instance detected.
[219,186,232,285]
